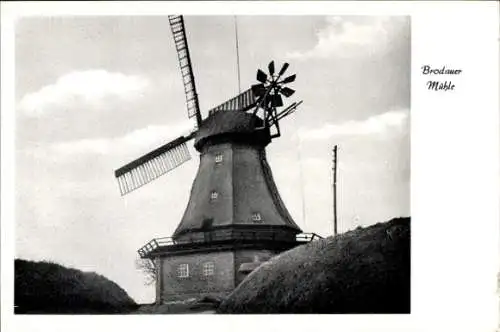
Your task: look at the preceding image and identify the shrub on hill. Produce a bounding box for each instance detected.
[218,217,410,314]
[15,259,138,314]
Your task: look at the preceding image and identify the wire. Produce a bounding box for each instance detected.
[291,114,307,229]
[298,140,307,229]
[234,16,241,94]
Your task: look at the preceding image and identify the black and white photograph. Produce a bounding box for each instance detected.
[1,1,498,331]
[13,13,410,315]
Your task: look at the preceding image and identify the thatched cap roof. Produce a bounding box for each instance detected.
[194,111,270,151]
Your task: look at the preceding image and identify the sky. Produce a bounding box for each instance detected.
[15,15,410,303]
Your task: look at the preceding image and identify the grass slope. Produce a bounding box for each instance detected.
[15,259,138,314]
[218,217,410,314]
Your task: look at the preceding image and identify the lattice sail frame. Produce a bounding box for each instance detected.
[168,15,202,127]
[115,135,192,195]
[207,88,257,115]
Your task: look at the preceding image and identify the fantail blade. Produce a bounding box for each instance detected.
[271,94,283,108]
[251,83,266,97]
[278,62,289,76]
[281,74,296,84]
[268,61,275,76]
[280,87,295,97]
[257,69,268,83]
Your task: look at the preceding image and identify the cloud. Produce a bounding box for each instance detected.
[49,138,114,155]
[47,119,195,157]
[298,109,409,141]
[18,70,150,116]
[287,16,407,60]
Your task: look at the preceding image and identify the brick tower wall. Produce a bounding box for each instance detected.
[156,248,288,303]
[157,251,235,302]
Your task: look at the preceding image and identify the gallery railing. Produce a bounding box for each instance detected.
[138,231,323,258]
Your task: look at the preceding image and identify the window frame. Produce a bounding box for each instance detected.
[202,261,215,277]
[251,212,262,223]
[177,263,189,279]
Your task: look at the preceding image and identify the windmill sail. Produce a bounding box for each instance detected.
[207,88,257,115]
[115,135,193,195]
[168,15,202,128]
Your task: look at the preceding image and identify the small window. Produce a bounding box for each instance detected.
[210,191,218,200]
[177,263,189,278]
[203,262,215,276]
[252,212,262,223]
[215,154,223,163]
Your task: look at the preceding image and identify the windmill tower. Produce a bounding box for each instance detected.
[114,16,319,303]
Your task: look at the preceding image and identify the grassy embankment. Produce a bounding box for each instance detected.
[218,217,410,314]
[15,259,138,314]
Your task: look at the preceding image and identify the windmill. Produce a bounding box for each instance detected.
[114,16,319,303]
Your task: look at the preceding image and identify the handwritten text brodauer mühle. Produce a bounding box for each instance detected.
[422,65,462,91]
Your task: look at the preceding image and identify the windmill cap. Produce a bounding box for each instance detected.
[194,111,270,151]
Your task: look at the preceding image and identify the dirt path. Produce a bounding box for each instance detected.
[132,302,218,314]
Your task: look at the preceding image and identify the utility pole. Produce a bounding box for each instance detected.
[333,145,338,236]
